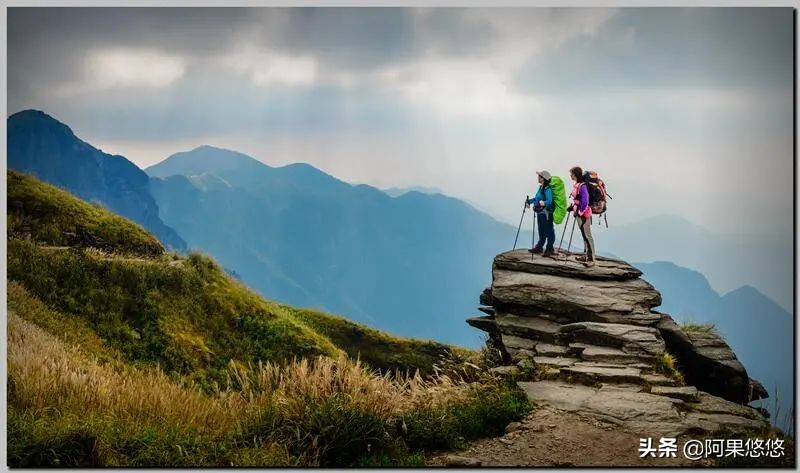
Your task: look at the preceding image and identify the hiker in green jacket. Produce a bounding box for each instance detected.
[526,170,556,257]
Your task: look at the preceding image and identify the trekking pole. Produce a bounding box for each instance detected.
[564,214,577,263]
[512,196,528,250]
[557,212,570,255]
[531,208,537,259]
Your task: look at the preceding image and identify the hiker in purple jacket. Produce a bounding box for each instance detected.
[568,166,595,267]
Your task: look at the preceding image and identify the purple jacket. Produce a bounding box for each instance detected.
[570,182,591,217]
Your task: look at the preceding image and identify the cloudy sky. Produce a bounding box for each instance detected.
[8,7,794,234]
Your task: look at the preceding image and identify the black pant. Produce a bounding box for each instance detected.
[578,215,595,259]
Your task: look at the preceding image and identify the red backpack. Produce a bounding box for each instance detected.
[582,170,612,226]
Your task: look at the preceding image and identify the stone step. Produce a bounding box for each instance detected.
[568,343,651,364]
[642,374,679,387]
[506,348,534,363]
[496,313,560,341]
[501,334,536,362]
[502,334,537,350]
[517,380,768,438]
[598,383,646,393]
[560,363,643,385]
[534,342,569,357]
[651,386,699,402]
[558,322,665,357]
[533,356,580,368]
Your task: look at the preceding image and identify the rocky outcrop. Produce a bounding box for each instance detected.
[656,314,765,404]
[517,381,768,438]
[491,269,662,318]
[472,249,769,436]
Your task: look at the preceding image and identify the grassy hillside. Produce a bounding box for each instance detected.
[7,170,467,383]
[7,171,532,466]
[290,307,472,375]
[8,170,164,256]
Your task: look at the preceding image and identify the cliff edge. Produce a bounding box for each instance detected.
[468,249,770,438]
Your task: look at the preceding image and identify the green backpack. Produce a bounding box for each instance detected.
[549,176,568,224]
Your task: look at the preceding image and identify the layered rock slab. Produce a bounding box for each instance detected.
[491,269,661,317]
[518,380,768,438]
[558,322,665,357]
[470,250,769,422]
[494,249,643,280]
[656,314,763,403]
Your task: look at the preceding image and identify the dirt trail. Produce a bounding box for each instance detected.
[38,245,176,265]
[428,405,700,467]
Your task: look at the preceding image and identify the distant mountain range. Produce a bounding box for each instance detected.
[147,145,517,344]
[7,110,793,412]
[382,186,445,198]
[7,110,186,251]
[637,261,793,428]
[599,214,792,314]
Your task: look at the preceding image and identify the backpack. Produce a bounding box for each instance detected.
[582,170,609,215]
[549,176,568,225]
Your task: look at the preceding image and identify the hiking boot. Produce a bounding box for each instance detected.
[528,247,543,254]
[543,248,556,257]
[574,254,588,262]
[583,260,595,267]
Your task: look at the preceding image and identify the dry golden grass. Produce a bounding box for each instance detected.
[9,311,473,452]
[8,312,243,435]
[227,355,469,421]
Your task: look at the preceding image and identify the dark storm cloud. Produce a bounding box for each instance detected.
[270,8,419,70]
[8,7,254,55]
[8,7,498,84]
[415,8,497,58]
[8,7,258,109]
[7,7,501,131]
[515,8,794,94]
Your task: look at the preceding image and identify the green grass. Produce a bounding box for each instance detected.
[6,171,535,467]
[8,170,164,256]
[7,312,533,467]
[402,380,533,452]
[290,307,469,376]
[7,406,235,467]
[8,238,341,389]
[680,320,718,335]
[8,281,123,364]
[652,352,685,385]
[7,171,471,381]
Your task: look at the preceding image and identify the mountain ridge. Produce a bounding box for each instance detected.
[7,109,187,251]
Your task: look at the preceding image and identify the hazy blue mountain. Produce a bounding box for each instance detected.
[634,261,721,320]
[598,214,791,313]
[7,110,186,251]
[382,186,445,197]
[148,146,526,345]
[637,261,793,427]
